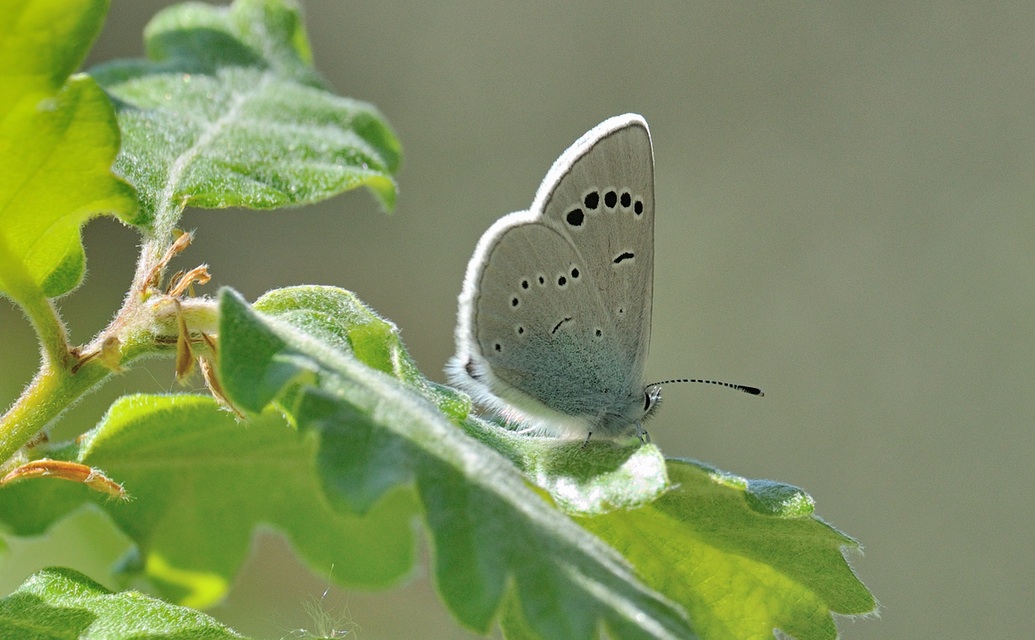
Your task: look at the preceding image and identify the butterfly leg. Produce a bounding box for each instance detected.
[581,431,593,448]
[635,422,651,444]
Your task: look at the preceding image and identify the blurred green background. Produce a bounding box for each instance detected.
[2,1,1032,638]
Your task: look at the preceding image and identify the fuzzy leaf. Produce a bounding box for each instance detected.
[0,0,138,300]
[217,285,697,640]
[0,567,248,639]
[0,394,416,610]
[581,459,877,640]
[89,0,401,227]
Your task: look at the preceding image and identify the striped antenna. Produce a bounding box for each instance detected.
[647,378,764,397]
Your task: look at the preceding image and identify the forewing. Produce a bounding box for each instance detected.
[533,115,655,391]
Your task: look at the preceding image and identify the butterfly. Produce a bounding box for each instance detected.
[448,114,760,442]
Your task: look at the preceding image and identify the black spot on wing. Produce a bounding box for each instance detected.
[551,317,572,334]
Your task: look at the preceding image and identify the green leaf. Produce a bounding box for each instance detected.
[0,0,138,300]
[1,0,106,101]
[0,394,417,609]
[581,459,877,640]
[90,0,401,228]
[492,435,672,517]
[217,285,697,640]
[248,285,469,423]
[0,567,248,639]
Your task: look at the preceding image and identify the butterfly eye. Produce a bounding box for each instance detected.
[643,387,662,414]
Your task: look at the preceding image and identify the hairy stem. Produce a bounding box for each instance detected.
[13,292,72,369]
[0,361,108,466]
[0,291,219,466]
[0,236,72,368]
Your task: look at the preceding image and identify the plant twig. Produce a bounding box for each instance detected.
[0,238,73,368]
[0,286,219,466]
[0,362,106,467]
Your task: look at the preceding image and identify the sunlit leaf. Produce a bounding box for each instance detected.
[0,0,138,300]
[90,0,401,228]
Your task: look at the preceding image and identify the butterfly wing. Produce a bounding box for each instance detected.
[533,114,655,395]
[449,115,655,438]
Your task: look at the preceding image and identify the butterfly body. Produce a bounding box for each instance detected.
[448,114,659,440]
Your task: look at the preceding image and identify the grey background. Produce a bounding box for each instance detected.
[1,2,1032,638]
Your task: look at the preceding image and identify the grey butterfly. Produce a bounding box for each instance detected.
[447,114,661,441]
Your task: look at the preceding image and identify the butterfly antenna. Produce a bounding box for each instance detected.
[647,378,764,397]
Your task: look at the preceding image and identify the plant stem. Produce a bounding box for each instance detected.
[0,361,108,466]
[0,290,218,466]
[16,293,73,369]
[0,237,73,368]
[130,192,184,298]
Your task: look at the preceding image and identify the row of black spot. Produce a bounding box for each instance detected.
[512,265,582,308]
[497,317,607,353]
[566,189,644,227]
